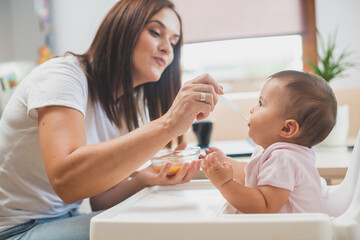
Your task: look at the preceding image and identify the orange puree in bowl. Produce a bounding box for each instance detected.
[153,164,182,175]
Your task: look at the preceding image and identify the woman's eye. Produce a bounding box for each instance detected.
[149,29,160,37]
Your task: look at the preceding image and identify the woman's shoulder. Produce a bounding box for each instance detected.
[42,55,83,74]
[20,55,90,119]
[22,54,88,88]
[18,54,89,101]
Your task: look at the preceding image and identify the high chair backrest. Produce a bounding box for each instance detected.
[321,130,360,217]
[333,139,360,240]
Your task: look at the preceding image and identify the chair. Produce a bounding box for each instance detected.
[90,131,360,240]
[321,130,360,217]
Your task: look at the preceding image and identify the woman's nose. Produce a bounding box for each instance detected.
[160,39,172,54]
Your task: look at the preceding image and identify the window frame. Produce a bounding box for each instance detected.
[301,0,317,72]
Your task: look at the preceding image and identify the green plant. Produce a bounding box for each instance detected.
[307,31,359,82]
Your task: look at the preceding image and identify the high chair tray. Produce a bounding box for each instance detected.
[90,180,332,240]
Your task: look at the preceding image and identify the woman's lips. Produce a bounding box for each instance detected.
[154,57,166,67]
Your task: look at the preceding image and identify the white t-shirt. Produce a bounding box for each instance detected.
[0,55,146,232]
[244,142,322,213]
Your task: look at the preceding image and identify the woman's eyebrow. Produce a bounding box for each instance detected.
[147,19,180,38]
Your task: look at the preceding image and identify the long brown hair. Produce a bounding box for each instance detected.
[69,0,183,146]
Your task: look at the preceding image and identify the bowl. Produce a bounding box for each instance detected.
[151,147,201,175]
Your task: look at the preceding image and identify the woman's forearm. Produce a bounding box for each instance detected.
[90,172,146,211]
[49,117,176,204]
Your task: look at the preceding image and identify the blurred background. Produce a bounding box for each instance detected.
[0,0,359,142]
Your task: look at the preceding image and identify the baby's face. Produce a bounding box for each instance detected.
[248,78,287,149]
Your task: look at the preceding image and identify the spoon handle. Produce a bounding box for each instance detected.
[219,95,249,123]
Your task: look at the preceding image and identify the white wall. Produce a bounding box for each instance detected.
[11,0,46,61]
[0,0,45,63]
[51,0,118,55]
[316,0,360,89]
[0,0,13,62]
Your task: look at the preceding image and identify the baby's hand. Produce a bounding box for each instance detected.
[201,152,233,189]
[200,147,226,160]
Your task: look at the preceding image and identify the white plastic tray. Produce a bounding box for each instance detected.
[90,180,335,240]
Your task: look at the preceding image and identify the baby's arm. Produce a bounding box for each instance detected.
[220,181,291,213]
[223,158,246,185]
[202,152,290,213]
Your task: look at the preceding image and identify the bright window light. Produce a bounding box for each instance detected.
[181,35,303,93]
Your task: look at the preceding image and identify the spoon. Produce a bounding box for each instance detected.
[218,95,250,123]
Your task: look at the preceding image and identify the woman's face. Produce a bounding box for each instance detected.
[132,8,180,87]
[248,78,287,149]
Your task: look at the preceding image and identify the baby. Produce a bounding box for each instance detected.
[202,70,337,213]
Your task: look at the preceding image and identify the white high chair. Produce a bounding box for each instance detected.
[90,131,360,240]
[321,130,360,217]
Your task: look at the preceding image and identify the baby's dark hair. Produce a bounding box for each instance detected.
[269,70,337,147]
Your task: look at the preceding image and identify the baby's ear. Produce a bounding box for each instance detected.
[280,119,299,139]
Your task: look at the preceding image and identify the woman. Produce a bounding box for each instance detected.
[0,0,222,239]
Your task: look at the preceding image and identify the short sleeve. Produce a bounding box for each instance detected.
[26,56,88,120]
[257,150,299,191]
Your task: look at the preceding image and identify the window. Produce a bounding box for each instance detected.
[182,35,303,93]
[174,0,316,93]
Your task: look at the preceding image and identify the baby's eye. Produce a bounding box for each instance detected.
[258,100,263,107]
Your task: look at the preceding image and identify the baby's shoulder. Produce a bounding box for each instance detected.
[265,142,314,164]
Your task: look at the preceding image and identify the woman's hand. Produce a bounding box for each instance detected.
[163,74,223,138]
[135,139,201,186]
[135,159,201,186]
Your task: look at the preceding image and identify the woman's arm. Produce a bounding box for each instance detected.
[38,74,222,204]
[38,106,173,204]
[90,173,146,211]
[90,159,201,211]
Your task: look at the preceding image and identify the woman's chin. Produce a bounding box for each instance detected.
[148,75,162,84]
[134,75,161,86]
[146,72,162,83]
